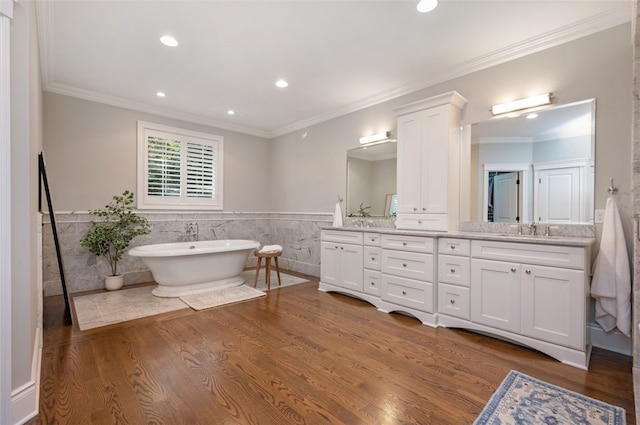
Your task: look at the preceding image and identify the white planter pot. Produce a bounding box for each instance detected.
[105,275,124,291]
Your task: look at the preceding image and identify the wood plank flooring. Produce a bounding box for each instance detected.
[30,278,635,424]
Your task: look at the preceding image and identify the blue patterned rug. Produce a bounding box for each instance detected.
[474,370,626,425]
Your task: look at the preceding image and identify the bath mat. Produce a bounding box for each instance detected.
[73,286,188,331]
[239,270,309,291]
[474,370,626,425]
[180,285,266,311]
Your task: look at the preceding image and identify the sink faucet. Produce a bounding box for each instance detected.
[527,222,537,236]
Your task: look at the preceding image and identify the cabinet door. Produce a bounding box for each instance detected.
[421,105,449,213]
[397,112,422,214]
[339,243,363,292]
[521,265,584,349]
[320,242,340,286]
[471,259,520,333]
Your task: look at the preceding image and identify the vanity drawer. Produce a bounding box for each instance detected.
[438,283,470,320]
[364,233,381,247]
[363,270,381,297]
[381,275,434,313]
[438,254,470,287]
[471,240,585,270]
[438,238,470,256]
[395,214,448,232]
[382,250,434,281]
[364,247,381,271]
[381,234,434,254]
[321,230,363,245]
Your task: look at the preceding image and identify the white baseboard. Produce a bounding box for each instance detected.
[589,322,632,356]
[11,327,41,425]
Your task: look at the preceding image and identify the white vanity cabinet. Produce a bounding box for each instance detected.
[437,238,471,320]
[465,239,591,368]
[318,228,593,369]
[379,234,437,326]
[320,230,363,292]
[363,232,382,297]
[393,91,467,232]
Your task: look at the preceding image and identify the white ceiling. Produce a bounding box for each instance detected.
[37,1,632,139]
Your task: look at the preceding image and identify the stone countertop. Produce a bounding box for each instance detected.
[320,226,596,247]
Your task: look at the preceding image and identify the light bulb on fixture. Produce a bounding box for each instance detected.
[417,0,438,13]
[359,131,391,145]
[491,93,552,116]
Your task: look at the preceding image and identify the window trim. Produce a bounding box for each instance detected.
[137,121,224,210]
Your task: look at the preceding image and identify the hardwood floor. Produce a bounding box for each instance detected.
[31,278,635,424]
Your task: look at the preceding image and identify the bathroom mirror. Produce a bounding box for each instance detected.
[346,141,397,217]
[463,98,595,224]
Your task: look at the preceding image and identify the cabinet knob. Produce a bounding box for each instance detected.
[525,269,531,274]
[340,246,344,250]
[510,267,516,272]
[334,245,339,249]
[450,245,455,250]
[370,238,375,242]
[450,268,456,273]
[402,263,407,267]
[418,220,422,224]
[370,282,375,286]
[450,299,455,305]
[402,242,407,246]
[422,207,426,211]
[402,291,407,295]
[413,207,418,211]
[371,257,375,261]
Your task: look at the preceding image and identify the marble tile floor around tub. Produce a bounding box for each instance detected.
[73,286,187,331]
[72,271,311,330]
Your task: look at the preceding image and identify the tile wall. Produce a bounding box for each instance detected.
[42,212,332,296]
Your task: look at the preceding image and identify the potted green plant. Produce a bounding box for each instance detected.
[80,190,151,290]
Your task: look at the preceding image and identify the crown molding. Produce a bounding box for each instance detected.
[45,82,271,138]
[37,4,632,140]
[268,5,632,138]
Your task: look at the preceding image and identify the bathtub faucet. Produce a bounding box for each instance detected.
[185,222,199,241]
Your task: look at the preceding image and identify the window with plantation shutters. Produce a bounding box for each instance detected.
[137,122,223,210]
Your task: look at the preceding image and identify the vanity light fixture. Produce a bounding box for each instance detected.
[416,0,438,13]
[360,131,391,145]
[160,35,179,47]
[491,93,552,116]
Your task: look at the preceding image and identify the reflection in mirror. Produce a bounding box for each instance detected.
[465,99,595,224]
[347,141,397,217]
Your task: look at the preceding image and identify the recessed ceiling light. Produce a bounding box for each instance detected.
[160,35,179,47]
[275,79,289,88]
[227,110,235,115]
[156,91,166,98]
[416,0,438,13]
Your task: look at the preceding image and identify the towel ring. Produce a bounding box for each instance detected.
[608,178,618,194]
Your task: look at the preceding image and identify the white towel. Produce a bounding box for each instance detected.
[259,244,282,253]
[332,202,343,227]
[591,197,631,337]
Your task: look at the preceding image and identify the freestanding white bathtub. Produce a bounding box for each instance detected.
[128,239,260,298]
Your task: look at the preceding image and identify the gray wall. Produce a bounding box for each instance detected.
[43,93,271,212]
[270,23,632,251]
[10,0,42,400]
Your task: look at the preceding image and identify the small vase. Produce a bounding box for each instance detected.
[105,275,124,291]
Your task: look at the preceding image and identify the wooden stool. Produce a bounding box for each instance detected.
[254,251,282,290]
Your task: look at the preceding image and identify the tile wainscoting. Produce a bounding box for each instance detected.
[42,212,332,296]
